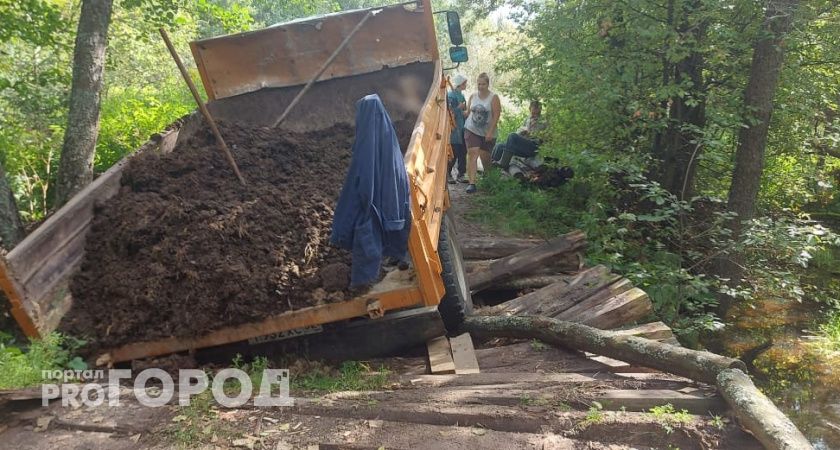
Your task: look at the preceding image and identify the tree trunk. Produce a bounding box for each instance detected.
[462,315,746,385]
[0,162,24,249]
[717,369,813,450]
[726,0,799,230]
[55,0,114,206]
[717,0,800,314]
[654,0,708,198]
[467,230,586,292]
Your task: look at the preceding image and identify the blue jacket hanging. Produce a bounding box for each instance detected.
[330,94,411,287]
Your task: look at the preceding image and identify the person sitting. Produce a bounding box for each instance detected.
[492,100,546,170]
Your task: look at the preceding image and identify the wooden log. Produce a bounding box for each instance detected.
[159,28,245,185]
[467,231,587,292]
[485,274,569,291]
[716,369,813,450]
[460,236,547,260]
[477,266,616,317]
[464,253,583,276]
[558,286,652,330]
[462,315,746,385]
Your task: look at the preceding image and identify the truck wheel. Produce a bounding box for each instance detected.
[437,212,473,332]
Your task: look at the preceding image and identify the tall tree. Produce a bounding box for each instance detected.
[0,161,24,248]
[726,0,800,229]
[716,0,800,314]
[55,0,114,206]
[653,0,708,199]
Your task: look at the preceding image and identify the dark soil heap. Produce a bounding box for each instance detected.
[61,120,411,348]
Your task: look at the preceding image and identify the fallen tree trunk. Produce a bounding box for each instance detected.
[465,252,583,277]
[460,236,547,260]
[461,315,745,385]
[467,231,587,292]
[717,369,813,450]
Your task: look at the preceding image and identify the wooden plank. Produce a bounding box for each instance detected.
[613,322,675,341]
[596,389,726,414]
[21,226,86,327]
[478,265,616,317]
[556,284,651,329]
[579,288,653,329]
[403,372,692,389]
[98,286,424,365]
[1,128,181,338]
[293,398,546,433]
[468,230,587,292]
[460,236,547,260]
[197,306,445,363]
[450,333,480,374]
[427,336,455,374]
[0,259,39,337]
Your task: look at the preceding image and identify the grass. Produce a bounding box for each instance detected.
[529,339,549,351]
[0,332,87,389]
[518,394,551,407]
[709,414,727,430]
[166,390,241,447]
[648,403,692,434]
[810,310,840,357]
[166,355,272,447]
[578,401,605,428]
[292,361,390,392]
[470,170,583,239]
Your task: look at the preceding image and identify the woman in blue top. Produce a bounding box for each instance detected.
[463,73,502,193]
[447,74,468,184]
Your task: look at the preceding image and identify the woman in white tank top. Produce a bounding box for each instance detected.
[463,73,501,193]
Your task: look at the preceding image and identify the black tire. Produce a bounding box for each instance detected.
[437,212,473,332]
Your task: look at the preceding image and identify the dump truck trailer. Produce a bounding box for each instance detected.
[0,0,472,365]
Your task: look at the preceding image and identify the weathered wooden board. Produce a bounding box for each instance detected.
[613,322,675,341]
[0,128,182,337]
[196,306,445,364]
[459,236,547,260]
[450,333,480,374]
[478,266,616,317]
[427,336,456,374]
[99,285,424,365]
[560,287,652,330]
[597,389,726,414]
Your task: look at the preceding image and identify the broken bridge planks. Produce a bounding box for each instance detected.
[467,230,587,292]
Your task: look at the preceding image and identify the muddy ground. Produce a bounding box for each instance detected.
[60,119,413,349]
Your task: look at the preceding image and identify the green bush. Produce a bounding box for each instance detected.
[0,332,87,389]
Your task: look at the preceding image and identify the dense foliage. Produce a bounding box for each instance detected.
[455,0,840,342]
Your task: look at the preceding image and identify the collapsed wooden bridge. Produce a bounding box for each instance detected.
[415,228,811,450]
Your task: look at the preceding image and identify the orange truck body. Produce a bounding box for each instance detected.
[0,0,454,364]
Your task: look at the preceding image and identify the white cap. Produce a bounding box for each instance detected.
[452,74,468,88]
